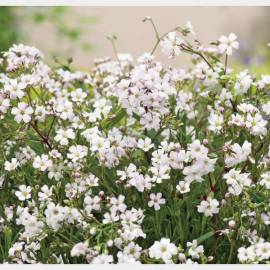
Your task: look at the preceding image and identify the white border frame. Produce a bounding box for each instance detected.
[0,0,269,6]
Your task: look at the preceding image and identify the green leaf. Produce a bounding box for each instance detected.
[102,109,126,130]
[249,191,265,204]
[208,153,218,159]
[132,112,140,121]
[197,231,215,245]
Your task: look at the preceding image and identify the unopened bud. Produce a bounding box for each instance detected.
[228,220,236,229]
[99,191,105,197]
[107,240,113,247]
[208,256,214,262]
[203,139,208,145]
[178,253,186,263]
[90,227,96,235]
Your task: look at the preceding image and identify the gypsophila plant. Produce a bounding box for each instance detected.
[1,17,270,264]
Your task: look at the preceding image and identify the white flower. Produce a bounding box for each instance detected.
[223,169,252,195]
[117,251,138,263]
[11,102,33,123]
[185,21,196,35]
[8,242,24,258]
[149,238,177,263]
[256,242,270,260]
[102,211,119,224]
[23,215,43,237]
[262,101,270,115]
[218,33,239,55]
[92,254,113,264]
[54,128,75,146]
[34,106,47,122]
[45,202,67,230]
[4,158,19,171]
[234,70,252,95]
[0,176,4,188]
[187,240,204,259]
[137,137,154,152]
[148,193,166,211]
[150,165,170,184]
[129,174,152,192]
[246,112,267,136]
[5,206,13,222]
[84,174,99,187]
[38,185,53,202]
[225,140,251,167]
[33,154,53,171]
[260,172,270,189]
[71,88,87,103]
[117,163,137,181]
[49,149,62,159]
[48,164,63,181]
[71,242,89,257]
[84,195,101,214]
[261,212,270,225]
[161,32,183,59]
[110,195,127,213]
[204,69,219,87]
[176,181,190,194]
[137,52,155,64]
[208,112,224,133]
[4,79,24,99]
[56,100,74,120]
[123,242,142,260]
[0,95,10,113]
[188,140,208,159]
[237,246,256,263]
[15,185,31,201]
[258,75,270,90]
[67,145,88,162]
[197,198,219,217]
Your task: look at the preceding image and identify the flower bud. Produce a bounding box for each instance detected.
[90,227,96,235]
[178,253,186,263]
[107,240,113,247]
[203,139,208,145]
[228,220,236,229]
[208,256,214,262]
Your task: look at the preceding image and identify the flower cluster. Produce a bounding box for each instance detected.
[0,20,270,264]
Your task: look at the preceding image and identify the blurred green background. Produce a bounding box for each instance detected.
[6,7,97,59]
[0,7,19,52]
[1,6,270,73]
